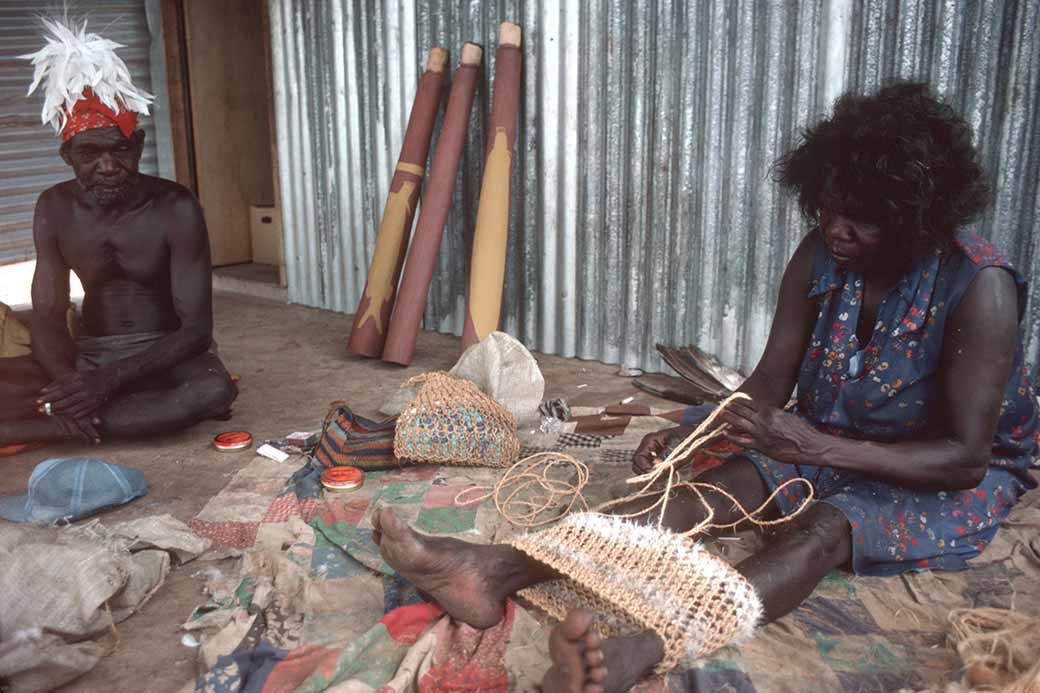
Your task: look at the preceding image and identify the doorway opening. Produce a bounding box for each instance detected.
[162,0,285,300]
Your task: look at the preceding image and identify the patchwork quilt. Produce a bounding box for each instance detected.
[187,404,1040,692]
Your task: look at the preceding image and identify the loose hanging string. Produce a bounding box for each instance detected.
[597,475,814,537]
[595,392,814,535]
[595,391,754,527]
[455,452,590,528]
[102,600,121,656]
[459,392,815,535]
[632,391,753,485]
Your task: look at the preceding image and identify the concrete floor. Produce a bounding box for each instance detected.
[0,292,669,693]
[213,262,287,303]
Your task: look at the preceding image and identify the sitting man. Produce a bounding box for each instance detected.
[372,81,1038,692]
[0,19,236,445]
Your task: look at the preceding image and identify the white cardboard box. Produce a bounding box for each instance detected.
[249,205,283,268]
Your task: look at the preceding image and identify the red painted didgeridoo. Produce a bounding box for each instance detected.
[382,43,484,366]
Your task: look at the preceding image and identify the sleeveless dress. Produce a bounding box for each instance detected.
[685,230,1038,576]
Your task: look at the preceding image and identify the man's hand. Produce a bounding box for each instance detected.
[37,368,118,419]
[720,398,816,463]
[632,424,696,474]
[54,413,102,444]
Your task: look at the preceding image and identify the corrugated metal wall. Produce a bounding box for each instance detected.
[270,0,1039,377]
[0,1,162,265]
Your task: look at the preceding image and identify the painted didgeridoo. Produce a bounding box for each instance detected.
[347,47,448,358]
[382,43,484,366]
[460,22,522,352]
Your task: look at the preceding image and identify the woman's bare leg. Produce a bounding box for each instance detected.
[604,456,773,531]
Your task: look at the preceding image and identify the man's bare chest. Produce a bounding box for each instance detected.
[59,218,169,286]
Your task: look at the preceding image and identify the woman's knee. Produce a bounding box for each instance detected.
[654,458,773,531]
[697,457,773,516]
[777,502,852,562]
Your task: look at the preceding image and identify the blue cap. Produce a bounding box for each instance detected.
[0,458,147,524]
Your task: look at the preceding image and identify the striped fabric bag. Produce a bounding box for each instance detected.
[313,402,399,470]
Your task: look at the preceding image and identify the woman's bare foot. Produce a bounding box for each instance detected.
[542,610,665,693]
[372,507,551,629]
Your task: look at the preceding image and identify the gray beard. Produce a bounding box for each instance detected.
[83,175,138,207]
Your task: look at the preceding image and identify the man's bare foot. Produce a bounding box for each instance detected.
[372,507,547,629]
[543,610,665,693]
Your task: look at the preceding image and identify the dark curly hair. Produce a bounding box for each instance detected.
[774,81,991,257]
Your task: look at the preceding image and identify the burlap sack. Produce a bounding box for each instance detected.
[0,302,31,358]
[0,523,131,642]
[0,514,207,691]
[0,303,79,358]
[0,634,104,693]
[394,371,520,467]
[111,514,210,565]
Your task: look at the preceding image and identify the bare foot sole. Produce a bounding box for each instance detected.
[371,507,510,629]
[543,609,665,693]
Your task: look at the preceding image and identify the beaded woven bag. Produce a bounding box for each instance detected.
[393,372,520,467]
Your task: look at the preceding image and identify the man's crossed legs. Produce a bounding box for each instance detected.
[0,350,237,444]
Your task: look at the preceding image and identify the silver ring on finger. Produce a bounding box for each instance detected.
[43,402,54,417]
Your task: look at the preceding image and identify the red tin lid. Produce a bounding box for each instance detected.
[213,431,253,452]
[320,466,364,491]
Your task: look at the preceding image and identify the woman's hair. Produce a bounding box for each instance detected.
[774,81,991,256]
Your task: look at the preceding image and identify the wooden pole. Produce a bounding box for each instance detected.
[382,43,484,366]
[347,47,448,357]
[460,22,522,352]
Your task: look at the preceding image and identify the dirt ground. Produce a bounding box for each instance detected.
[0,292,669,693]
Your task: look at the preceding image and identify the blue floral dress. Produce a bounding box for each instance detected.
[686,229,1038,576]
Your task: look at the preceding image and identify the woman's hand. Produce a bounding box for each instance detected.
[720,398,817,463]
[632,424,696,474]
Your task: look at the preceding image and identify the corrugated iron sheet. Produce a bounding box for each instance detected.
[0,1,162,265]
[270,0,1038,378]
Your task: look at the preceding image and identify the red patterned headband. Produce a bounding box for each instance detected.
[61,89,138,142]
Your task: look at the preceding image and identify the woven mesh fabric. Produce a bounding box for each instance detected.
[393,372,520,467]
[511,512,762,672]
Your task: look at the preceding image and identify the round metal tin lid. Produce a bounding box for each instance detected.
[213,431,253,451]
[320,466,364,490]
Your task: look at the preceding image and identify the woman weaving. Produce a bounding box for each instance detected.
[373,82,1038,691]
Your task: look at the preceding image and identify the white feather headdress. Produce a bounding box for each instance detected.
[20,16,154,134]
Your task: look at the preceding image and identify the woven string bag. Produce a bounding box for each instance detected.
[393,371,521,467]
[510,512,763,672]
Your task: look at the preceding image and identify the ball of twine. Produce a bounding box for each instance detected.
[455,452,590,527]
